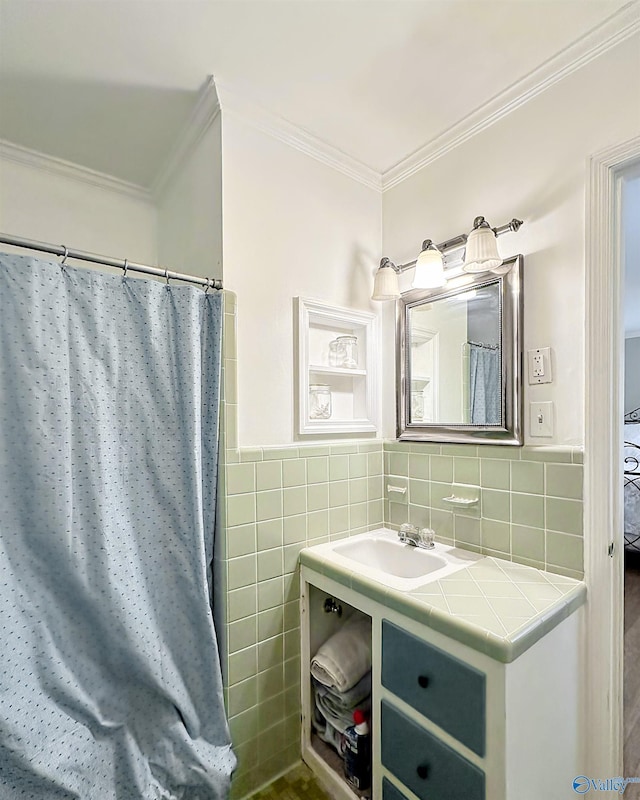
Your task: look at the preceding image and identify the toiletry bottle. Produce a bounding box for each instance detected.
[343,709,371,791]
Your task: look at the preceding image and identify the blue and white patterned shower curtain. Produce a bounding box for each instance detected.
[0,253,235,799]
[469,344,501,425]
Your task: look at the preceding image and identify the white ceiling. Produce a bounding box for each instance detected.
[0,0,634,188]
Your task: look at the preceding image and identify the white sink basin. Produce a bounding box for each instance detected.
[334,537,448,579]
[306,528,483,591]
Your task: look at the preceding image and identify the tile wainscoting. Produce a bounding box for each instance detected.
[219,439,384,799]
[384,440,584,580]
[217,292,584,798]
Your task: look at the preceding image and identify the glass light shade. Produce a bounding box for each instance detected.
[371,264,400,300]
[463,225,503,273]
[412,247,445,289]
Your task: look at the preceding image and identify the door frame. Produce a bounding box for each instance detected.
[585,135,640,775]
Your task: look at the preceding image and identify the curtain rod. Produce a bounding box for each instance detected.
[467,340,499,350]
[0,232,223,291]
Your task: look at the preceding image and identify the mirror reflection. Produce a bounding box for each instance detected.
[398,254,523,445]
[408,282,501,426]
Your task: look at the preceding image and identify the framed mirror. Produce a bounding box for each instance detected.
[397,254,523,445]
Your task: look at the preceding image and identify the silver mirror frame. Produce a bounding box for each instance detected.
[396,254,523,445]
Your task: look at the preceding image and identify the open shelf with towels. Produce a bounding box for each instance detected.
[301,582,373,800]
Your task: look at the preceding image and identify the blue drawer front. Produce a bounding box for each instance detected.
[382,777,409,800]
[381,700,485,800]
[382,620,486,756]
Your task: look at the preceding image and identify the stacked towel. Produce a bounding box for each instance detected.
[312,706,343,752]
[310,614,371,692]
[310,614,372,756]
[313,672,371,733]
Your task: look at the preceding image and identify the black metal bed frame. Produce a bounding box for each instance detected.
[625,405,640,551]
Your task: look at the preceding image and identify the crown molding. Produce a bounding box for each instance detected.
[382,1,640,191]
[2,3,636,204]
[215,79,383,192]
[151,75,221,198]
[0,139,151,201]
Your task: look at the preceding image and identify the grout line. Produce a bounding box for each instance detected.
[465,570,510,636]
[489,558,540,612]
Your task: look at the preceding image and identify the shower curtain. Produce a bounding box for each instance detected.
[0,253,235,799]
[469,344,500,425]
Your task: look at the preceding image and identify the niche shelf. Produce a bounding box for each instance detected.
[301,582,372,800]
[296,298,378,435]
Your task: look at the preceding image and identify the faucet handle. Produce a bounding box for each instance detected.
[419,528,436,549]
[399,522,418,542]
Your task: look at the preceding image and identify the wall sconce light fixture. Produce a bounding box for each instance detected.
[371,257,401,300]
[463,216,503,272]
[413,240,445,289]
[372,216,523,301]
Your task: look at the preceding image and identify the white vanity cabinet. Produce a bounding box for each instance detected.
[300,565,583,800]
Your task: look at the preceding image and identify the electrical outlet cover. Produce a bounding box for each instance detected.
[527,347,553,384]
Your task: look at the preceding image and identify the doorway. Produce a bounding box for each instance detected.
[584,136,640,782]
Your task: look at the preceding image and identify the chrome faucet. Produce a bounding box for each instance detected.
[398,523,436,550]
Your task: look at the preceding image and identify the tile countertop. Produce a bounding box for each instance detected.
[299,545,586,664]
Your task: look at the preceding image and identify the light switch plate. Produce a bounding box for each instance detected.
[528,347,553,384]
[530,401,554,437]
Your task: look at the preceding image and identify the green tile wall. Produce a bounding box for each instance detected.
[384,441,584,580]
[221,439,384,798]
[218,292,585,799]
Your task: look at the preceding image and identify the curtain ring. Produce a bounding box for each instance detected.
[204,278,211,295]
[122,259,128,279]
[60,246,68,265]
[164,268,170,287]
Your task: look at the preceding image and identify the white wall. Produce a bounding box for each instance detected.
[624,170,640,418]
[623,171,640,337]
[382,34,640,446]
[0,156,157,268]
[156,116,223,281]
[221,113,382,447]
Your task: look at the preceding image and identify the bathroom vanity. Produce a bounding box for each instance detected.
[300,529,586,800]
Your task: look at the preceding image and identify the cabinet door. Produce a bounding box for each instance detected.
[381,701,485,800]
[382,777,410,800]
[382,620,485,756]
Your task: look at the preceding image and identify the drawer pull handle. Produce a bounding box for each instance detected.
[417,764,430,780]
[417,675,430,689]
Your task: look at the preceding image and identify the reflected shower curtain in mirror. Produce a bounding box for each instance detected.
[0,254,235,799]
[469,344,501,425]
